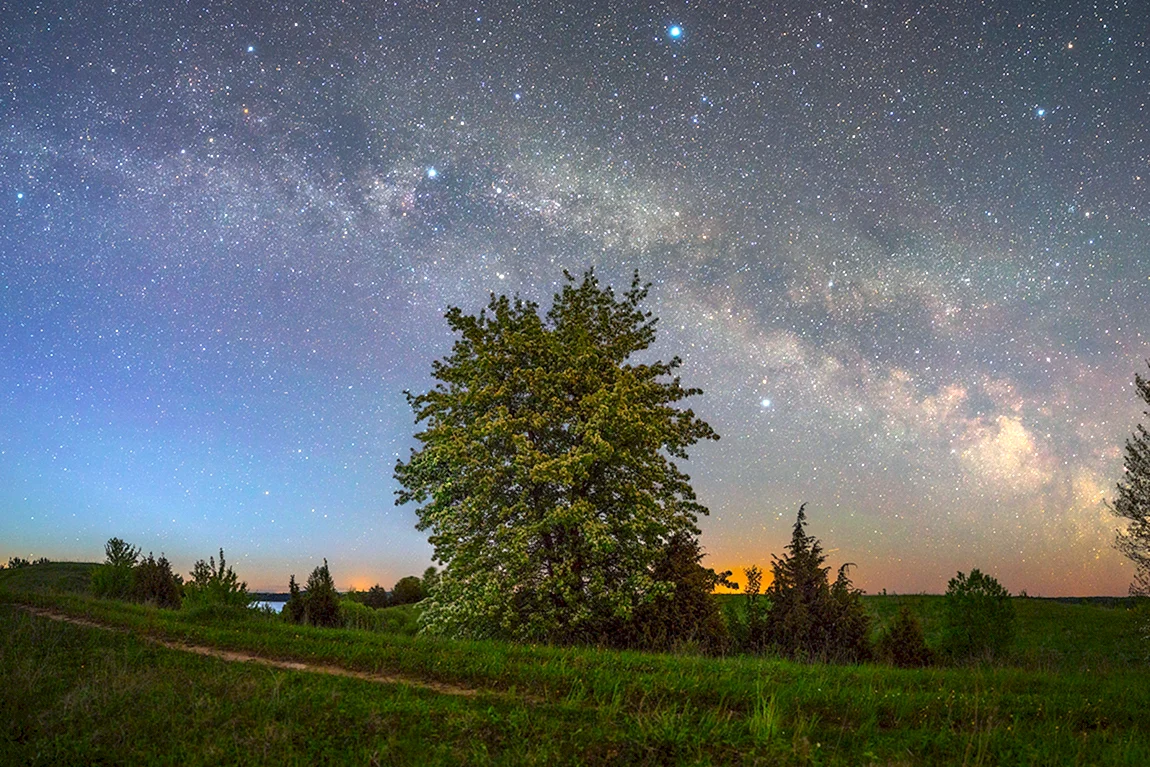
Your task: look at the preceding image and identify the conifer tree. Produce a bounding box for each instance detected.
[763,504,870,661]
[877,604,933,667]
[303,559,341,627]
[940,568,1015,661]
[629,532,735,652]
[1111,361,1150,596]
[395,270,718,641]
[285,574,306,623]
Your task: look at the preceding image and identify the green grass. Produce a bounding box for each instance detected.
[0,560,99,594]
[717,592,1146,673]
[3,563,1149,764]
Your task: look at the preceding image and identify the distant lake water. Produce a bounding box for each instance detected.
[254,600,285,613]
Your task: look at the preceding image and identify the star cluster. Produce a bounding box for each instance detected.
[2,0,1146,593]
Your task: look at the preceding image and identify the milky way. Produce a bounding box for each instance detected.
[2,0,1147,594]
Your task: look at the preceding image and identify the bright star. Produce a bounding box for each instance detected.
[426,167,438,179]
[246,45,255,53]
[668,25,683,39]
[760,398,772,409]
[16,192,23,200]
[1035,107,1046,118]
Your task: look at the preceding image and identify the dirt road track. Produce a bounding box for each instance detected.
[17,605,494,700]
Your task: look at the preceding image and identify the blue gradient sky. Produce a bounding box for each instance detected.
[2,0,1147,593]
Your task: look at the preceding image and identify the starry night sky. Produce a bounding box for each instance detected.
[2,0,1147,594]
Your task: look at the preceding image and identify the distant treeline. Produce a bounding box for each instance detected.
[67,510,1046,669]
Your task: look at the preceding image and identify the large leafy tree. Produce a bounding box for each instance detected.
[1111,362,1150,596]
[395,270,718,641]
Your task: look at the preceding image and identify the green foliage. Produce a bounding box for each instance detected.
[422,566,440,597]
[941,569,1016,661]
[629,532,733,653]
[362,583,391,609]
[302,559,341,627]
[336,599,422,634]
[876,604,934,667]
[1111,361,1150,597]
[90,565,133,600]
[761,505,871,662]
[183,549,251,609]
[130,553,183,609]
[284,573,306,623]
[828,564,872,661]
[340,597,385,631]
[90,537,140,600]
[104,537,140,568]
[1132,599,1150,662]
[731,564,771,654]
[395,270,718,642]
[391,575,426,605]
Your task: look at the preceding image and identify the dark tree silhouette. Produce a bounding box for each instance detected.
[302,559,341,627]
[628,531,735,652]
[285,574,306,623]
[940,569,1015,661]
[763,504,871,662]
[362,583,391,609]
[1110,361,1150,596]
[391,575,426,605]
[877,604,934,667]
[131,552,182,609]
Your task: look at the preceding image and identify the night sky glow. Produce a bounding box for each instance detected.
[2,1,1147,594]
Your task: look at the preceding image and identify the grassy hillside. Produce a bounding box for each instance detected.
[0,561,97,595]
[3,579,1149,764]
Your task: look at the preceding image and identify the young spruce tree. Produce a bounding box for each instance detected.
[395,270,718,642]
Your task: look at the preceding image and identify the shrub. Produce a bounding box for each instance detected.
[183,549,251,608]
[877,604,934,667]
[361,583,391,609]
[340,598,384,631]
[376,603,423,636]
[90,537,140,600]
[4,556,47,568]
[732,565,771,654]
[940,568,1015,662]
[131,553,183,609]
[303,559,341,627]
[391,575,426,606]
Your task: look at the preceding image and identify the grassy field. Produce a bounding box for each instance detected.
[2,563,1148,765]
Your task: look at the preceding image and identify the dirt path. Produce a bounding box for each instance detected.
[19,605,495,700]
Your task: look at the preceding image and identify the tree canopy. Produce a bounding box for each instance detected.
[395,270,718,641]
[1111,361,1150,596]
